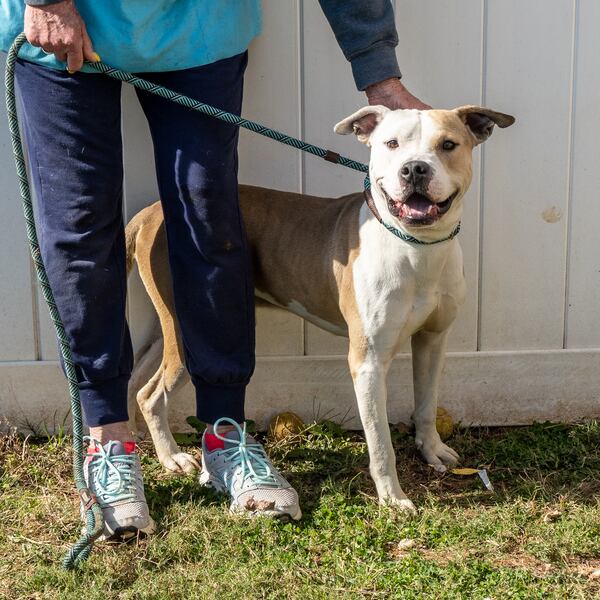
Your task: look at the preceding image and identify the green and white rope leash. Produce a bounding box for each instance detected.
[79,55,459,245]
[5,32,460,568]
[5,33,104,570]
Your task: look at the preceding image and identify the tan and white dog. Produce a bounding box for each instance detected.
[126,105,514,511]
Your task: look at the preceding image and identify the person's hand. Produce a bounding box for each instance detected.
[366,78,431,110]
[24,0,99,73]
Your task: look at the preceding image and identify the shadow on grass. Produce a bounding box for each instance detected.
[273,421,600,520]
[144,473,228,521]
[449,422,600,504]
[33,419,596,526]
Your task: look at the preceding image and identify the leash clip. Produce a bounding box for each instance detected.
[78,487,98,511]
[323,149,341,164]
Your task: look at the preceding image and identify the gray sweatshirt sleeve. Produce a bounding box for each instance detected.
[318,0,401,91]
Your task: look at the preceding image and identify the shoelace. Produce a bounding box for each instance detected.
[83,437,138,504]
[212,418,279,489]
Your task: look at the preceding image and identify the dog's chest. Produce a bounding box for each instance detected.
[352,217,465,342]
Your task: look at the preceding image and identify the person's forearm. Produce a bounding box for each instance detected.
[319,0,430,110]
[317,0,401,91]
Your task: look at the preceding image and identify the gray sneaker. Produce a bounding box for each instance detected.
[199,418,302,521]
[83,437,155,540]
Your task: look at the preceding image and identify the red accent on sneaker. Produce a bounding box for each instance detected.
[85,445,98,465]
[204,433,225,452]
[86,441,136,455]
[123,441,136,454]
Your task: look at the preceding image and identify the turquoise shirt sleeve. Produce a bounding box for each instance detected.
[1,0,262,73]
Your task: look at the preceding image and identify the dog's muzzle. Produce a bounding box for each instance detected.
[382,188,458,226]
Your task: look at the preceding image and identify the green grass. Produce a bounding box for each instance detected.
[1,421,599,599]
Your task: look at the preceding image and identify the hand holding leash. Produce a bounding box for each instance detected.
[366,77,431,110]
[24,0,98,72]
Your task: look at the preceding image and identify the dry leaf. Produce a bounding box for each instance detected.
[588,569,600,580]
[396,538,416,550]
[450,468,480,476]
[542,510,562,523]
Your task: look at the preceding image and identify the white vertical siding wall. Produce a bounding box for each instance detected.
[566,0,600,348]
[1,0,599,430]
[0,80,36,361]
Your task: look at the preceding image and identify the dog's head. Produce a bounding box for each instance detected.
[335,106,514,237]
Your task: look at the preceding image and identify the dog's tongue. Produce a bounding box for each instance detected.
[402,194,437,219]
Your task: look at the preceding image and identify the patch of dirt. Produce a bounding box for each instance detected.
[388,543,600,581]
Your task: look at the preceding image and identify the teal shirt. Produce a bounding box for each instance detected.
[0,1,262,72]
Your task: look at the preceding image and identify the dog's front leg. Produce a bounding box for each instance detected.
[411,329,459,472]
[349,346,416,512]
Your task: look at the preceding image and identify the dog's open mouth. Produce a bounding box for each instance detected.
[383,188,457,225]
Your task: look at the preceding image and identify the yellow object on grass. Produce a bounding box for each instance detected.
[436,406,455,440]
[268,411,305,441]
[450,467,480,476]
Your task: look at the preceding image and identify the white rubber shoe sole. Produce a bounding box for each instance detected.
[80,508,156,542]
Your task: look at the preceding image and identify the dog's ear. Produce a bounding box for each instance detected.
[334,105,390,145]
[454,105,515,144]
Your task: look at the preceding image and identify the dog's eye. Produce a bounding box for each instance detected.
[442,140,458,151]
[386,139,399,150]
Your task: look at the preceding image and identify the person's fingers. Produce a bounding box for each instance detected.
[81,24,99,62]
[41,42,68,62]
[66,42,84,73]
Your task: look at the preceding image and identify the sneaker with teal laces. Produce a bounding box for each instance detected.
[83,437,155,540]
[199,418,302,521]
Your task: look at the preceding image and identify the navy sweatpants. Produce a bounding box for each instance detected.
[15,54,255,426]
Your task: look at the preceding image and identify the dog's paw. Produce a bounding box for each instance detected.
[381,495,417,514]
[160,452,201,474]
[415,435,460,473]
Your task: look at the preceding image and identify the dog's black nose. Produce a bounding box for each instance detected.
[401,160,431,184]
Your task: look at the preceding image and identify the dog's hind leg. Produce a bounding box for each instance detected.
[349,343,416,513]
[137,361,200,474]
[128,204,199,473]
[411,329,459,472]
[127,336,163,438]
